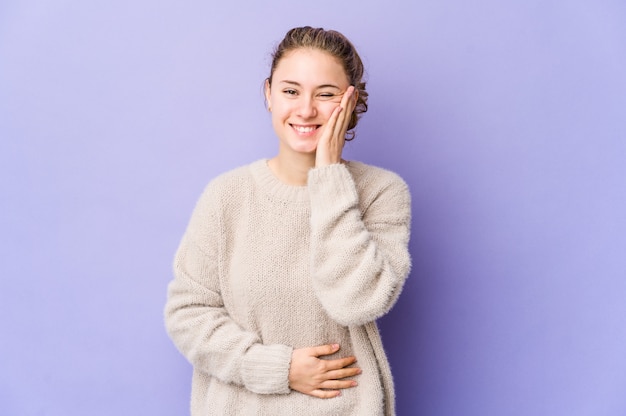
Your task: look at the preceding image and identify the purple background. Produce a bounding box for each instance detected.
[1,1,625,415]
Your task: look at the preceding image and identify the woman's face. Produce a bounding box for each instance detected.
[265,48,350,155]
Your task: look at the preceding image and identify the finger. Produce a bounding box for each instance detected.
[310,343,340,357]
[340,85,355,107]
[321,355,357,371]
[310,389,342,399]
[324,366,361,380]
[319,379,358,390]
[333,86,355,139]
[323,105,343,140]
[335,87,353,124]
[339,86,355,119]
[327,87,352,139]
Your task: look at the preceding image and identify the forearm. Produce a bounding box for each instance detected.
[164,238,293,394]
[308,164,411,326]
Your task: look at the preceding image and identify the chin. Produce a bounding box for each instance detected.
[287,139,319,154]
[292,146,318,155]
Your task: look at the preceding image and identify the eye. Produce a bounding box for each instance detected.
[283,89,298,96]
[318,92,335,99]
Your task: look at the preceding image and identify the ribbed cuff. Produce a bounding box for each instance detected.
[241,344,293,394]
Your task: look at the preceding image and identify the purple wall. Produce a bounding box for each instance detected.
[1,1,625,415]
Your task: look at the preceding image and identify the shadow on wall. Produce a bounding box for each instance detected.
[365,74,453,413]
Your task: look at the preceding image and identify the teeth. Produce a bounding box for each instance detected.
[293,125,316,133]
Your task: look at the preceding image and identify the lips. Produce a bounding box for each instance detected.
[291,124,319,134]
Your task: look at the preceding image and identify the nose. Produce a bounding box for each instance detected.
[297,96,317,119]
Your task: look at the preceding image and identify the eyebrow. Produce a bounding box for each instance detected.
[279,80,341,90]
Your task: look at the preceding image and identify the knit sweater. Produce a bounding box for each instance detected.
[165,159,411,416]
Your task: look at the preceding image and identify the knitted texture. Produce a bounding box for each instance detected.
[165,159,411,416]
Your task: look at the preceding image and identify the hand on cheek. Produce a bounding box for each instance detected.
[315,86,357,167]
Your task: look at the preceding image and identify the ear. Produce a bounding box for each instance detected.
[264,79,272,110]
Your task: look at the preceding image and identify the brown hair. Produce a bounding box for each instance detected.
[267,26,368,141]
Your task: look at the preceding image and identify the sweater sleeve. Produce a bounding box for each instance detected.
[307,163,411,326]
[164,185,292,395]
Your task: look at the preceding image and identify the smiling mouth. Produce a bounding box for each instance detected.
[291,124,319,134]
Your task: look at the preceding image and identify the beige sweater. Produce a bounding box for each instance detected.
[165,160,411,415]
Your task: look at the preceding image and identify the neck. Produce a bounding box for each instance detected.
[268,149,316,186]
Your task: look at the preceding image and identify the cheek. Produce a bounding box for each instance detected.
[270,98,295,117]
[318,101,340,120]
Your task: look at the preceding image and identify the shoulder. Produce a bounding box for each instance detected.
[345,160,410,196]
[333,161,411,228]
[192,160,264,214]
[200,160,263,197]
[344,160,411,218]
[208,160,261,189]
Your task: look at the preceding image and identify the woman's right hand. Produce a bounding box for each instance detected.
[288,344,361,398]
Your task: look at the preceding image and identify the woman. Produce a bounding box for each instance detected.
[165,26,411,415]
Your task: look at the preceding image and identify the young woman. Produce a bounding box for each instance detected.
[165,26,411,415]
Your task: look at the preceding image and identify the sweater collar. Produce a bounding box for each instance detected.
[250,159,310,204]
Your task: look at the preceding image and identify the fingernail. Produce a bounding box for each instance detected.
[332,344,339,350]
